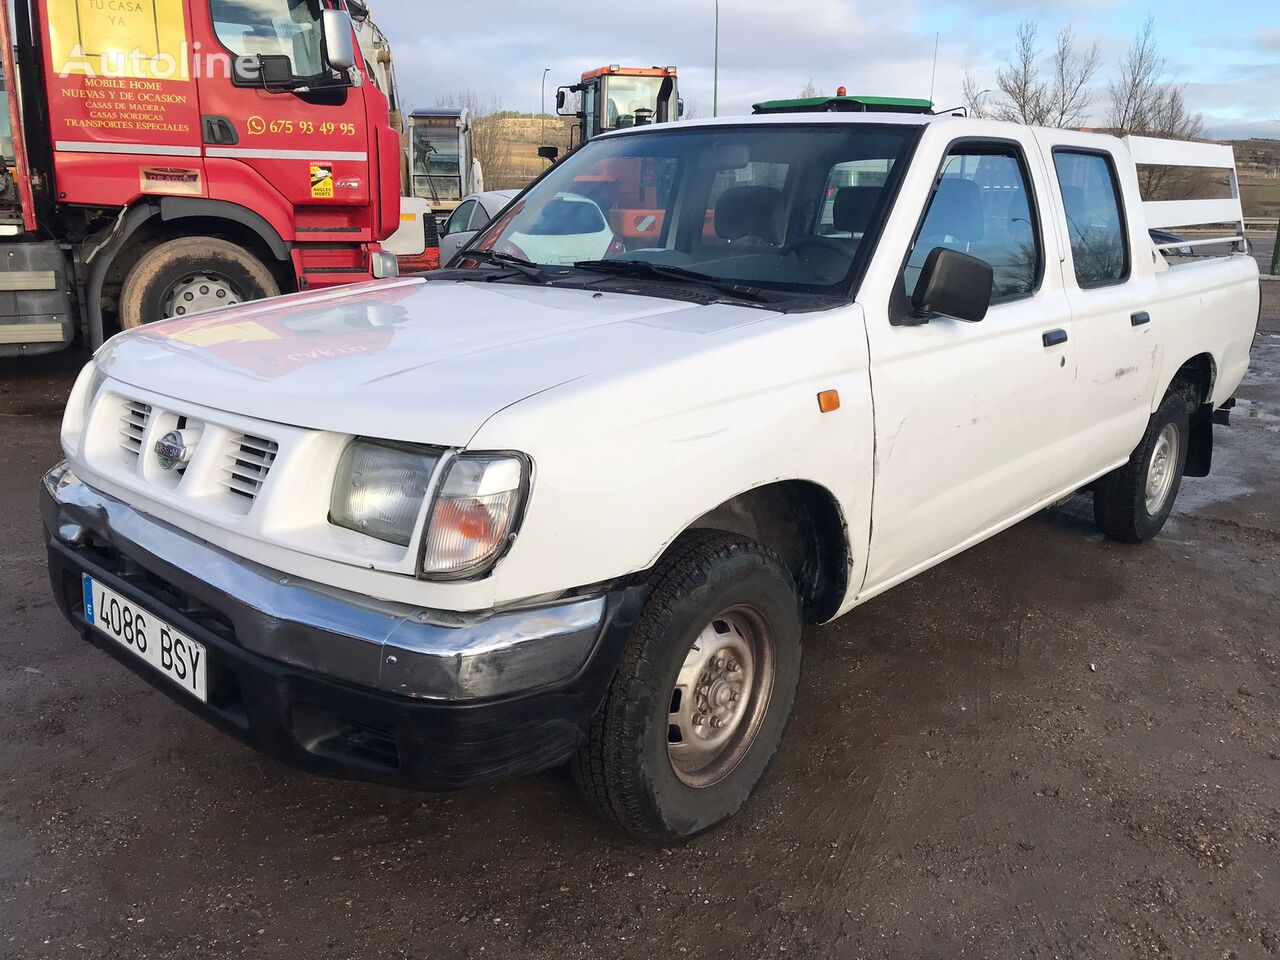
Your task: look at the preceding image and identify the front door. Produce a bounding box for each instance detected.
[191,0,375,241]
[862,134,1079,592]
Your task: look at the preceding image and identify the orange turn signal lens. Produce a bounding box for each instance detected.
[817,389,841,413]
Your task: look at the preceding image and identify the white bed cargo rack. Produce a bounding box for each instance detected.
[1124,135,1246,254]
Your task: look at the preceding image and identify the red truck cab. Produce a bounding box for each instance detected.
[0,0,401,355]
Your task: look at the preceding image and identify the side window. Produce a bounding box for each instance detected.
[468,201,495,232]
[904,146,1041,302]
[211,0,326,78]
[1054,151,1129,287]
[444,200,477,236]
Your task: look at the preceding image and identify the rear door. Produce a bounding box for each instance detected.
[862,131,1079,590]
[1038,134,1160,473]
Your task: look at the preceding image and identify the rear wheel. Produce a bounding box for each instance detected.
[572,532,803,843]
[1093,391,1190,543]
[119,237,280,330]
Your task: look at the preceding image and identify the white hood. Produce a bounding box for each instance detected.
[96,278,774,447]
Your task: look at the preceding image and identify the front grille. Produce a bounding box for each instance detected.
[222,434,279,501]
[118,400,152,459]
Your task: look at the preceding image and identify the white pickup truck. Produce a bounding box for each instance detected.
[43,112,1260,842]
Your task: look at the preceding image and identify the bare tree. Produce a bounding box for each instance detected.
[1045,26,1101,127]
[961,71,991,119]
[992,21,1044,124]
[1106,18,1204,138]
[1105,18,1207,200]
[1107,18,1162,133]
[983,21,1100,127]
[681,97,703,120]
[797,78,821,99]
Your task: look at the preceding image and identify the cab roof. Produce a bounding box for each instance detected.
[580,65,678,82]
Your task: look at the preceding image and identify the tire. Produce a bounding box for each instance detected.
[1093,391,1191,543]
[119,236,281,330]
[572,532,803,843]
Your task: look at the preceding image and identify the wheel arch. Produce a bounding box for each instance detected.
[83,199,293,347]
[1162,352,1218,478]
[1157,352,1217,412]
[674,480,852,625]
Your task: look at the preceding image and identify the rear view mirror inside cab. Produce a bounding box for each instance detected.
[697,141,752,170]
[910,247,993,323]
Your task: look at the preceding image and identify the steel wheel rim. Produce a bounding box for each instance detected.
[1145,423,1179,515]
[667,605,775,789]
[160,272,243,319]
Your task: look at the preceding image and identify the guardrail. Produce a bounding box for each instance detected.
[1244,217,1279,231]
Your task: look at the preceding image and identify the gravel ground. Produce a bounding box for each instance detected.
[0,285,1276,960]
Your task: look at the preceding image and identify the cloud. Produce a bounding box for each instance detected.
[362,0,1272,134]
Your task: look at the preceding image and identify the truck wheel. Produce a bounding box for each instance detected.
[119,237,280,329]
[1093,391,1190,543]
[572,532,803,843]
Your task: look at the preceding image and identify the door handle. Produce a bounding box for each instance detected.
[201,115,239,146]
[1042,328,1069,348]
[1130,311,1151,327]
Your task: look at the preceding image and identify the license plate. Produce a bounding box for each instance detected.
[81,575,208,703]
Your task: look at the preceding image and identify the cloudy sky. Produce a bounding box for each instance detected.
[365,0,1278,140]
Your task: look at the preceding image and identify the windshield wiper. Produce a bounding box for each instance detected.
[572,259,778,305]
[462,249,549,282]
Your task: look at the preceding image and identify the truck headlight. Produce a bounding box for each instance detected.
[330,440,441,547]
[419,454,528,580]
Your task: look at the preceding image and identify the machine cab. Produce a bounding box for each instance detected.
[408,108,476,218]
[557,66,679,147]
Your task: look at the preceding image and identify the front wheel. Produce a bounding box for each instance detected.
[572,532,803,843]
[119,236,281,329]
[1093,391,1190,543]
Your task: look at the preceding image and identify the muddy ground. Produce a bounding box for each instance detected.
[1,284,1277,960]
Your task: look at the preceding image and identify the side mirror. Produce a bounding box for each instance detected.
[911,247,993,322]
[678,98,686,118]
[322,9,356,72]
[233,53,295,90]
[537,145,560,163]
[556,86,579,116]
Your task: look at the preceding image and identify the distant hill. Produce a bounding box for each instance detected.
[1225,139,1280,220]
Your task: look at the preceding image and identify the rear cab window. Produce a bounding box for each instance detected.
[1052,150,1130,287]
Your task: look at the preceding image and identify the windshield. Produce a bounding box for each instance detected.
[471,123,918,296]
[412,119,462,202]
[601,75,668,130]
[211,0,326,77]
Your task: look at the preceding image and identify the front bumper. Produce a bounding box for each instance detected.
[41,464,641,789]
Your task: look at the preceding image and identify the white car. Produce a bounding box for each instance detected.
[502,192,616,265]
[43,112,1259,843]
[439,189,520,263]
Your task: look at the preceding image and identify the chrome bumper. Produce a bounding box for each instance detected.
[41,463,607,701]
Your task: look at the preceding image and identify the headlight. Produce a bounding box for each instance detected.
[419,454,528,580]
[330,440,441,547]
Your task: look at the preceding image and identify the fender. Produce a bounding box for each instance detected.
[82,198,292,349]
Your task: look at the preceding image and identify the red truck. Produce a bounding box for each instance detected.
[0,0,403,356]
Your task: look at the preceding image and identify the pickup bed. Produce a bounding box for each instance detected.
[42,112,1260,842]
